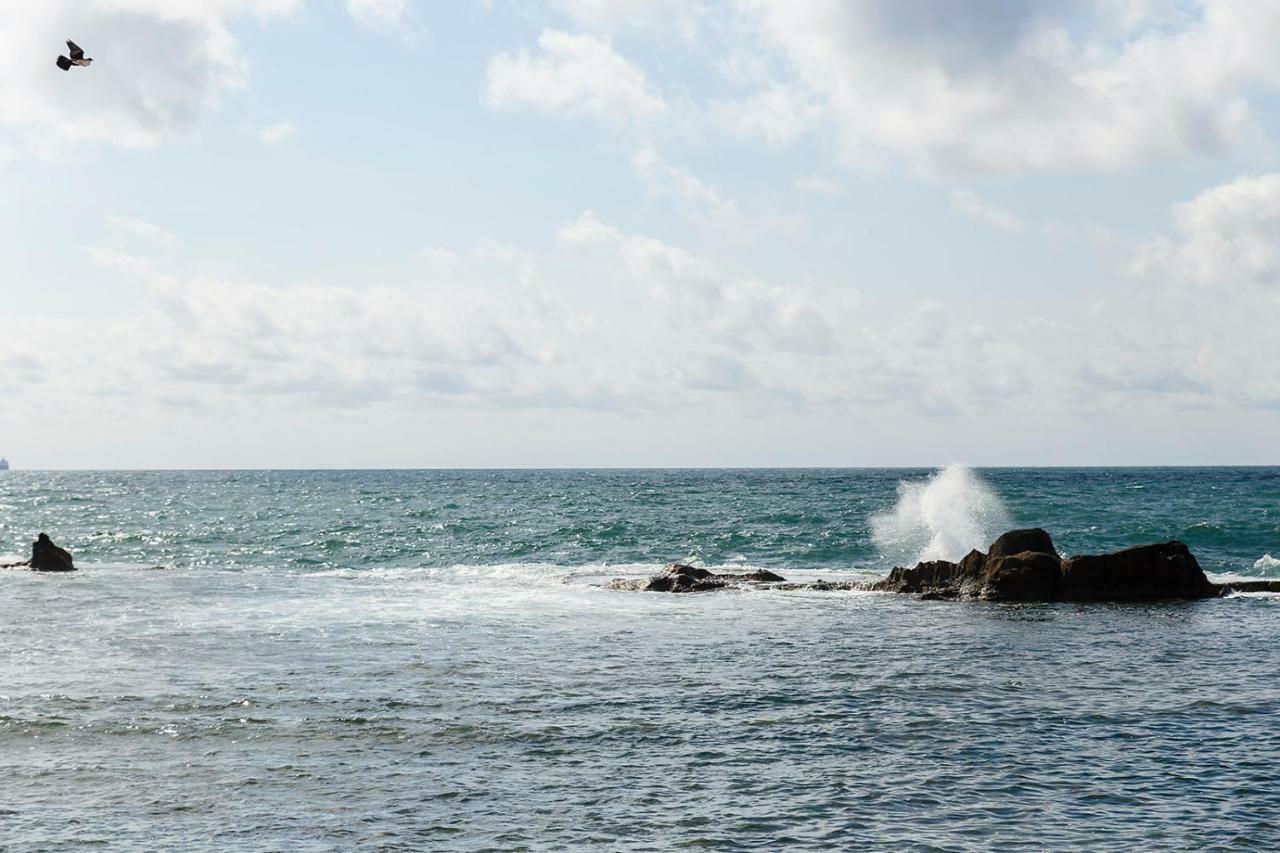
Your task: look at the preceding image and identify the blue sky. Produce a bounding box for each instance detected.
[3,0,1280,468]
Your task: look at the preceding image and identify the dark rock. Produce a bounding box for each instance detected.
[953,530,1062,600]
[664,563,714,580]
[605,532,1249,603]
[1058,541,1213,601]
[30,533,75,572]
[975,550,1062,601]
[1218,580,1280,594]
[644,564,724,593]
[739,569,786,583]
[870,530,1217,603]
[609,562,787,593]
[986,528,1058,560]
[870,559,966,594]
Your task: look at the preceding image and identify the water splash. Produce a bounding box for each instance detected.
[870,465,1012,566]
[1254,554,1280,574]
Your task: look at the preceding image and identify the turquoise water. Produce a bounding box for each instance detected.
[1,467,1279,849]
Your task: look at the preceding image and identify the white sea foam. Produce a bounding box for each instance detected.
[1254,554,1280,573]
[870,465,1012,565]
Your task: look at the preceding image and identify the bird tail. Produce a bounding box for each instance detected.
[56,55,71,70]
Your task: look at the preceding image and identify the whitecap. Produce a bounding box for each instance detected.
[1253,553,1280,573]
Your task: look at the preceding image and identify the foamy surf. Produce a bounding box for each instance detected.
[296,561,872,588]
[870,465,1011,565]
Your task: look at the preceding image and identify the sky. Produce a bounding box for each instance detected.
[2,0,1280,468]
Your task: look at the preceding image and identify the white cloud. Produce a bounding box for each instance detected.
[80,243,571,410]
[1072,283,1280,410]
[27,186,1280,437]
[554,209,619,247]
[34,217,866,419]
[86,245,157,277]
[950,190,1027,233]
[1076,175,1280,409]
[794,175,844,196]
[482,3,1280,176]
[107,215,178,244]
[711,83,821,147]
[421,246,461,265]
[0,0,297,155]
[484,29,667,128]
[347,0,410,30]
[629,148,806,239]
[744,0,1280,175]
[549,0,707,37]
[630,148,743,232]
[1131,173,1280,287]
[557,210,841,357]
[257,120,297,144]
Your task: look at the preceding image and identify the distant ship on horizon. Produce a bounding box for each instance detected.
[0,458,8,471]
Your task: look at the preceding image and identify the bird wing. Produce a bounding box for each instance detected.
[67,40,84,60]
[56,55,72,70]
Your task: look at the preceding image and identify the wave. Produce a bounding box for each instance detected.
[1254,554,1280,574]
[870,465,1011,566]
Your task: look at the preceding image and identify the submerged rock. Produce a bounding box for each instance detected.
[29,533,75,572]
[1216,579,1280,594]
[871,529,1219,602]
[608,563,868,593]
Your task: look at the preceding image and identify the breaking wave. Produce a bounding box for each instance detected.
[870,465,1012,566]
[1254,554,1280,574]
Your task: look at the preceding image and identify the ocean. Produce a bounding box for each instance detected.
[1,467,1278,850]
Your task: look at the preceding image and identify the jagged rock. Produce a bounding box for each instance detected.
[872,558,967,595]
[608,563,786,593]
[871,529,1218,602]
[603,532,1274,602]
[975,549,1063,601]
[646,564,720,592]
[736,569,786,583]
[29,533,75,572]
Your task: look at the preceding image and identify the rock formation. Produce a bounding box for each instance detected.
[28,533,76,572]
[610,530,1280,600]
[870,528,1279,601]
[606,563,785,592]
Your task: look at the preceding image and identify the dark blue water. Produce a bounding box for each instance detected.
[1,467,1278,850]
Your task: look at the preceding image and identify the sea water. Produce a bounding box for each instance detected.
[1,467,1278,850]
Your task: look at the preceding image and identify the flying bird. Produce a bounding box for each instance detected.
[56,40,92,71]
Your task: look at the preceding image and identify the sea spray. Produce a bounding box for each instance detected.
[870,465,1012,566]
[1255,554,1280,574]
